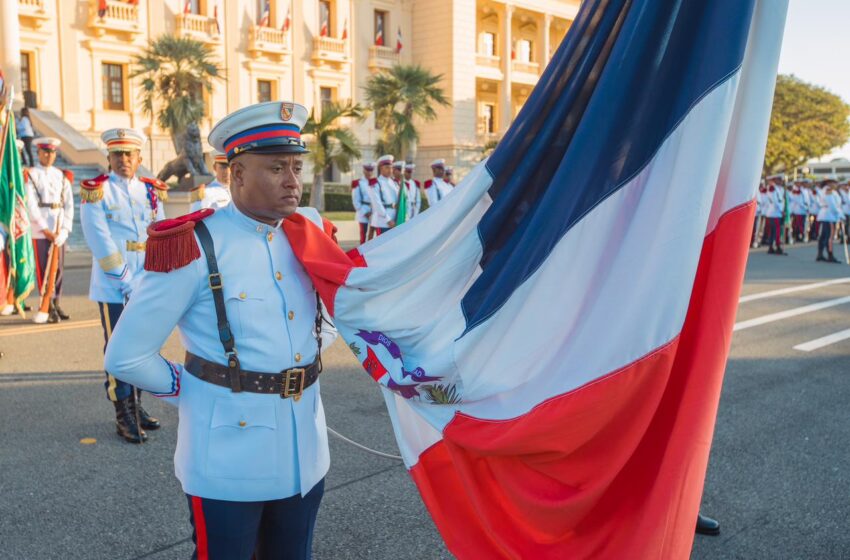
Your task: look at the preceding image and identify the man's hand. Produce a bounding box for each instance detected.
[54,231,68,247]
[42,229,56,242]
[388,220,396,228]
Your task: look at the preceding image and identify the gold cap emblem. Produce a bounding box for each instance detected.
[280,102,294,121]
[117,129,126,138]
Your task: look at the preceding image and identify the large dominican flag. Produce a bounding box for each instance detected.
[285,0,787,557]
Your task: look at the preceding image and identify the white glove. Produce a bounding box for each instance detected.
[0,230,6,252]
[54,230,69,247]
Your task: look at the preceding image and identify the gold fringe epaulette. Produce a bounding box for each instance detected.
[141,176,169,202]
[80,174,108,204]
[189,184,206,203]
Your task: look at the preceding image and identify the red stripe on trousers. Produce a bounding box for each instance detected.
[408,201,756,559]
[191,496,209,560]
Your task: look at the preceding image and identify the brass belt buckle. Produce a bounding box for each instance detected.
[282,368,306,401]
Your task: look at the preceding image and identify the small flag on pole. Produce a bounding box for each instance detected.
[258,0,270,27]
[282,3,291,32]
[320,17,329,37]
[396,27,403,53]
[341,18,348,40]
[183,0,191,16]
[213,2,221,34]
[375,16,384,46]
[97,0,108,18]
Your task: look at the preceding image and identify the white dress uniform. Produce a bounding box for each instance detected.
[818,190,843,223]
[425,176,453,208]
[189,179,232,213]
[104,204,337,501]
[402,178,422,220]
[80,172,167,302]
[368,175,399,229]
[25,164,74,244]
[351,175,373,225]
[788,189,807,216]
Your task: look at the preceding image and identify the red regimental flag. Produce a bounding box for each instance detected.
[97,0,107,18]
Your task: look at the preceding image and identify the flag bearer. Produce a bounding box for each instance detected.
[190,151,232,212]
[424,159,453,209]
[351,162,374,244]
[80,128,167,443]
[368,154,399,235]
[104,101,338,558]
[24,137,74,323]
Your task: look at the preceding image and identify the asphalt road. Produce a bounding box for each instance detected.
[1,239,848,560]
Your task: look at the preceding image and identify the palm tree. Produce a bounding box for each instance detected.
[303,100,365,211]
[364,64,451,161]
[131,35,223,151]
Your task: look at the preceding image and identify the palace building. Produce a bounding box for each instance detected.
[1,0,579,179]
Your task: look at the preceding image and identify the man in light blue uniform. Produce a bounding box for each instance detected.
[190,150,232,212]
[80,128,167,443]
[104,101,338,559]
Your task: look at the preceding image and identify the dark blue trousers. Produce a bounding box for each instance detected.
[97,301,137,402]
[187,479,325,560]
[819,221,835,255]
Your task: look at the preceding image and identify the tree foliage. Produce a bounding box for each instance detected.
[764,75,850,174]
[303,100,365,211]
[363,64,451,160]
[131,35,223,145]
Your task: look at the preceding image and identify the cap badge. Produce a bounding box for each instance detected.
[117,129,126,138]
[280,102,294,122]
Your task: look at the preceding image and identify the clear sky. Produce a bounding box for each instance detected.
[778,0,850,161]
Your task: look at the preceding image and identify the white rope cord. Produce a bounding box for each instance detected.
[327,426,403,461]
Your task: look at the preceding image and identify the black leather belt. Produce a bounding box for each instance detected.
[184,352,319,399]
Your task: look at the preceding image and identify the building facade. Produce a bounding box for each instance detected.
[1,0,579,180]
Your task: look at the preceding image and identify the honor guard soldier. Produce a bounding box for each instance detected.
[368,154,399,235]
[351,162,374,244]
[190,151,233,213]
[24,137,74,323]
[763,176,786,255]
[80,128,167,443]
[424,159,453,209]
[403,162,422,219]
[816,179,842,263]
[104,101,338,559]
[445,166,456,186]
[788,181,807,243]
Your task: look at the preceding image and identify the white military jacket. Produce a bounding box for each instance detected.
[351,177,372,224]
[80,172,166,303]
[25,164,74,240]
[104,204,337,501]
[368,175,399,229]
[402,179,422,220]
[424,177,453,208]
[189,180,232,213]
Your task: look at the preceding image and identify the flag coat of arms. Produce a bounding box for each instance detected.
[284,0,788,557]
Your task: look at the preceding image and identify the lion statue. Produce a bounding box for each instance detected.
[156,123,211,183]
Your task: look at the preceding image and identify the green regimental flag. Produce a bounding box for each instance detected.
[395,179,409,227]
[0,113,35,313]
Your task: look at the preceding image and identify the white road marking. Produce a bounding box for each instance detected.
[793,328,850,352]
[733,295,850,331]
[739,277,850,303]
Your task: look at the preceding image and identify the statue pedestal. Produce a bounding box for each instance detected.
[177,174,214,192]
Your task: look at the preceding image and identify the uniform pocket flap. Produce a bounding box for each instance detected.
[210,400,276,430]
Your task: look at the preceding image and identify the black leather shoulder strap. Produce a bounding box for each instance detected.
[194,221,242,391]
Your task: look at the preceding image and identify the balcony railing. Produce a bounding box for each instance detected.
[476,54,501,68]
[248,25,291,60]
[512,61,540,75]
[88,0,142,38]
[312,37,348,65]
[176,13,220,42]
[368,46,398,71]
[18,0,50,28]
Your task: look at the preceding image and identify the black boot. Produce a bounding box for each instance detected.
[53,301,70,320]
[131,390,161,430]
[696,513,720,536]
[816,252,826,261]
[47,301,60,324]
[827,252,841,263]
[113,398,147,443]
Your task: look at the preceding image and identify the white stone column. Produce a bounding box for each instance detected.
[0,0,22,102]
[542,13,552,69]
[500,3,514,133]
